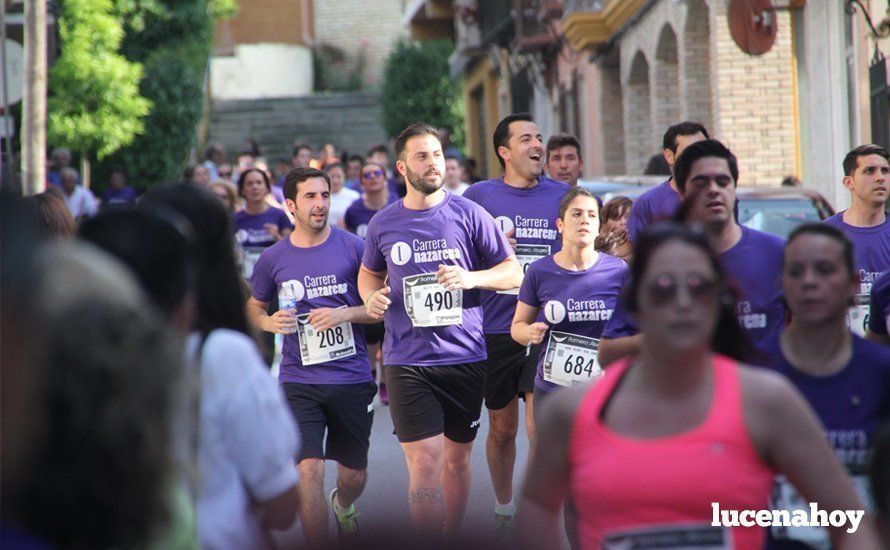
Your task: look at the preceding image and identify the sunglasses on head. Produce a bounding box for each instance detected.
[646,273,719,306]
[362,170,384,179]
[219,170,232,177]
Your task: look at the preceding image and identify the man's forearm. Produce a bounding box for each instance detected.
[343,305,380,325]
[472,257,522,291]
[247,301,271,332]
[358,268,386,302]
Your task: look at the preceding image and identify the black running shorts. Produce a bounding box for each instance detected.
[483,333,542,410]
[384,362,486,444]
[283,381,376,470]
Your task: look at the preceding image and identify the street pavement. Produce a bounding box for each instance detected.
[269,362,561,547]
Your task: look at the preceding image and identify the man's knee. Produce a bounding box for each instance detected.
[339,466,367,489]
[406,446,442,481]
[298,458,325,489]
[488,407,519,443]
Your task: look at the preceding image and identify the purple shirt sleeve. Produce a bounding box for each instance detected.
[361,214,387,272]
[602,297,640,338]
[249,248,276,303]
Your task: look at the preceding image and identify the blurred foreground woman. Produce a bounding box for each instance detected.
[141,183,300,549]
[517,222,881,549]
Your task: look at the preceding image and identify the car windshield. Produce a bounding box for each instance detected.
[738,198,824,239]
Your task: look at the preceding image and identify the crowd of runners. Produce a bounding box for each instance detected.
[2,114,890,550]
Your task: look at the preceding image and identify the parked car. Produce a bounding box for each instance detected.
[594,183,835,239]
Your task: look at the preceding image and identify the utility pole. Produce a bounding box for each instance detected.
[22,0,47,196]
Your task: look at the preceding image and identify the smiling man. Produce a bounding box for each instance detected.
[462,114,569,536]
[823,144,890,337]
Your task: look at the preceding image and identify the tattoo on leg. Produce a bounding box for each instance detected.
[408,488,444,505]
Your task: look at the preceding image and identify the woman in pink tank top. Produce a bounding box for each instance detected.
[517,223,880,549]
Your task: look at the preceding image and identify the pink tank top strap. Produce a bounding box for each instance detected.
[569,357,633,459]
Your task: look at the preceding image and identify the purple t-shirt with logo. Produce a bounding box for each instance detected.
[518,253,629,393]
[362,193,513,366]
[463,176,570,334]
[603,225,786,362]
[100,186,138,208]
[234,207,293,250]
[762,335,890,550]
[626,179,677,244]
[823,212,890,334]
[250,228,372,385]
[344,195,397,239]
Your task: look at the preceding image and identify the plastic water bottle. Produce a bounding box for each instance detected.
[279,286,298,334]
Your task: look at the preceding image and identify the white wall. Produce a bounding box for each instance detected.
[210,44,313,100]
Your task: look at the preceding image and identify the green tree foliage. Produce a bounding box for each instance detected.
[47,0,152,161]
[92,0,236,191]
[381,39,464,148]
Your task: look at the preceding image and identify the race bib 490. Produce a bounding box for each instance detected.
[403,273,463,327]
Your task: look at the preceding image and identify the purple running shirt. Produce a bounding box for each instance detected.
[603,225,786,362]
[463,176,570,334]
[626,179,678,244]
[234,206,294,278]
[823,212,890,336]
[518,253,629,393]
[344,194,397,239]
[362,193,513,366]
[763,335,890,549]
[250,227,373,385]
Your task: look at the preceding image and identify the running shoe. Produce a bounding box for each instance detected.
[494,512,514,539]
[379,382,389,405]
[329,488,360,539]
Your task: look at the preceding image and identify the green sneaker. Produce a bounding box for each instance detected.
[329,488,361,539]
[494,512,514,539]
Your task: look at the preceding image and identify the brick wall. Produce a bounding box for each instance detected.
[314,0,407,88]
[602,0,798,183]
[214,0,311,53]
[711,0,797,186]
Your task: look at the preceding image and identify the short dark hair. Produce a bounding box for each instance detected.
[493,113,533,169]
[395,123,439,160]
[673,139,739,193]
[292,141,312,157]
[785,223,856,281]
[662,122,709,153]
[444,154,461,163]
[367,144,389,158]
[842,144,890,176]
[546,133,582,161]
[283,167,331,201]
[324,162,345,174]
[236,167,272,197]
[347,154,364,164]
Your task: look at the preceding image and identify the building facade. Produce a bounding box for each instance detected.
[407,0,889,210]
